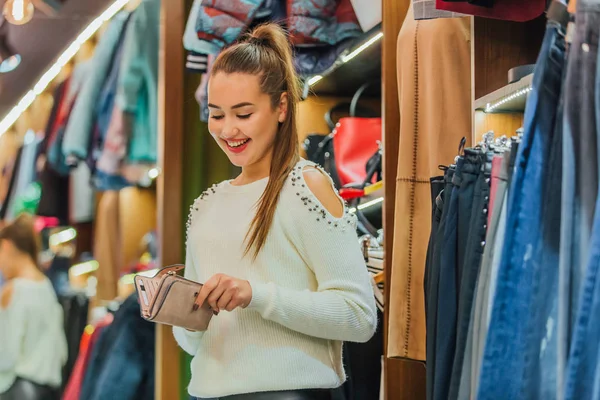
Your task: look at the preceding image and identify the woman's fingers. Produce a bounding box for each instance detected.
[194,274,221,310]
[216,288,234,312]
[206,284,227,311]
[193,274,252,313]
[224,292,243,312]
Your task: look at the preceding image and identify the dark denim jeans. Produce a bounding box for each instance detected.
[564,1,600,398]
[457,150,482,287]
[448,152,491,400]
[426,168,455,400]
[477,20,567,400]
[464,152,511,398]
[432,158,464,400]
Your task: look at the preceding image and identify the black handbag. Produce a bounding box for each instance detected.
[351,147,383,237]
[0,378,59,400]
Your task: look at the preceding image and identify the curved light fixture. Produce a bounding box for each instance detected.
[3,0,35,25]
[0,0,130,136]
[0,33,21,73]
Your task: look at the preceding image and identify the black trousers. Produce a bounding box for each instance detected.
[456,149,483,287]
[195,389,333,400]
[425,166,455,400]
[0,378,59,400]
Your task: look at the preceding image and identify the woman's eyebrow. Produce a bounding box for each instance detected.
[207,102,255,110]
[231,102,254,109]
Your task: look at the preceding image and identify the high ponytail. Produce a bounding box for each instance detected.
[211,23,301,260]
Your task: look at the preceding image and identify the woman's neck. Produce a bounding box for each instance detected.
[235,152,272,185]
[10,257,44,281]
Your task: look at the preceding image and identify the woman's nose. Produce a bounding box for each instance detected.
[221,121,239,138]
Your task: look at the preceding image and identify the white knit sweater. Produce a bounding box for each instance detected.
[173,159,377,398]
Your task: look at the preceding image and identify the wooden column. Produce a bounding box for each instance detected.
[155,0,185,398]
[381,0,427,399]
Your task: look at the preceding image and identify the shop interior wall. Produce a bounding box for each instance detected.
[471,16,545,143]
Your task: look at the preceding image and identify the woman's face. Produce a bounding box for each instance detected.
[207,72,287,168]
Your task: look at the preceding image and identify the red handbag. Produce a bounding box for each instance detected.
[331,83,382,187]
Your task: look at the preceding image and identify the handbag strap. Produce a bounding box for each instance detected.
[350,81,379,117]
[325,102,352,131]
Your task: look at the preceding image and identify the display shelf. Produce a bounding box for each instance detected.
[473,73,533,113]
[302,24,383,99]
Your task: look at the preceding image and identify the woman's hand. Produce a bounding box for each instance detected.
[193,273,252,313]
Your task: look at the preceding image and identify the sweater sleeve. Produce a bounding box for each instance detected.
[247,167,378,343]
[172,199,205,356]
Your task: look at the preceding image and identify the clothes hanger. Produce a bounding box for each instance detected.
[373,271,384,284]
[493,135,511,153]
[478,130,495,152]
[449,136,468,169]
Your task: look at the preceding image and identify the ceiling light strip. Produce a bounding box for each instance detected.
[341,31,383,64]
[309,29,383,88]
[0,0,130,136]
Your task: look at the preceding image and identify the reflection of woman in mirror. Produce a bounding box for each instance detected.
[0,214,67,400]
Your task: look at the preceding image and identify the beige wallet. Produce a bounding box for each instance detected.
[134,264,214,331]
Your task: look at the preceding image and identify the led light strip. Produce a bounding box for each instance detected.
[341,31,383,64]
[309,30,383,88]
[70,260,100,277]
[485,86,532,113]
[348,196,384,214]
[49,227,77,247]
[0,0,130,136]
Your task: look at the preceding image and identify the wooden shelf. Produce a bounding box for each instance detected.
[302,24,383,99]
[473,73,533,113]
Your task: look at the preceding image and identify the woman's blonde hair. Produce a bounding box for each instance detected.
[211,23,301,259]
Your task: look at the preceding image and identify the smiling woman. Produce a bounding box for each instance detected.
[172,22,377,400]
[207,74,286,173]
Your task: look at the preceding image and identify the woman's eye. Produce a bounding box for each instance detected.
[237,114,252,120]
[210,115,224,120]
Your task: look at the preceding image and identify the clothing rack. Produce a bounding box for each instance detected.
[380,0,548,398]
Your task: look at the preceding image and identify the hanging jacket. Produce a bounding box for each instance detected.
[287,0,362,46]
[115,0,160,164]
[195,0,264,49]
[183,0,221,55]
[294,37,353,77]
[79,295,155,400]
[62,11,131,162]
[184,0,287,73]
[96,13,133,144]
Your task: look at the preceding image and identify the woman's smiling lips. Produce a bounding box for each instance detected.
[223,138,251,154]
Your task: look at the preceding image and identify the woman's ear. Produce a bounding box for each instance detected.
[278,92,288,123]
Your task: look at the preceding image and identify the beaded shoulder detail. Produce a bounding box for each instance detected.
[185,183,220,247]
[289,161,357,232]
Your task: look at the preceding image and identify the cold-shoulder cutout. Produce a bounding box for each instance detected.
[0,280,14,309]
[302,166,344,218]
[285,160,356,231]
